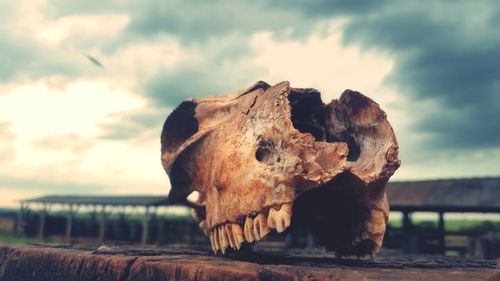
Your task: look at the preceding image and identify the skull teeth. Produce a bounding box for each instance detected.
[267,208,278,229]
[198,220,208,236]
[209,230,216,251]
[254,213,270,240]
[267,203,292,233]
[244,216,255,243]
[219,225,229,254]
[212,227,220,252]
[225,224,236,249]
[231,223,244,250]
[208,202,293,254]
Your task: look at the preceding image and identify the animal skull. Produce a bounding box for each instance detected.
[161,81,400,256]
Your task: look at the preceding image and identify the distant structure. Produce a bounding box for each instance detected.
[11,177,500,257]
[389,177,500,213]
[387,176,500,256]
[17,196,176,245]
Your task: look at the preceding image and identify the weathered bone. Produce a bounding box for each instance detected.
[244,216,256,243]
[161,81,400,256]
[254,213,270,240]
[231,223,244,250]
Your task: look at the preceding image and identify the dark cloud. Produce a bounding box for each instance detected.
[143,32,265,108]
[5,0,499,153]
[267,0,388,17]
[0,1,122,82]
[145,60,264,106]
[126,0,318,43]
[0,33,81,82]
[145,67,229,107]
[126,42,265,141]
[128,1,500,152]
[42,0,323,50]
[338,2,500,149]
[272,1,500,149]
[0,3,78,81]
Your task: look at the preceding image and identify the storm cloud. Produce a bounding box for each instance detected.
[0,30,80,82]
[116,1,500,151]
[276,1,500,149]
[85,2,500,150]
[1,0,499,200]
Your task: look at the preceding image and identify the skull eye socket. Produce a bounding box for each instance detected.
[255,140,274,162]
[161,100,199,154]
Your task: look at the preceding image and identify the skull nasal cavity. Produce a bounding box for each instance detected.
[255,140,274,162]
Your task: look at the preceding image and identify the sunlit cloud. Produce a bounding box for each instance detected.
[0,0,499,207]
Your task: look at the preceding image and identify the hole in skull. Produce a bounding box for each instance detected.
[327,130,361,161]
[287,89,326,141]
[255,140,275,162]
[287,89,361,162]
[292,172,373,256]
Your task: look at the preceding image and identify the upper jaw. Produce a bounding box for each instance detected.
[203,202,293,254]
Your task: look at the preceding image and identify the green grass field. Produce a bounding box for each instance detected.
[0,230,34,245]
[388,219,500,231]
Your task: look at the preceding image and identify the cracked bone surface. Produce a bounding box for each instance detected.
[161,81,400,257]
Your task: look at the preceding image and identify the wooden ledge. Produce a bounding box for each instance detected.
[0,245,498,281]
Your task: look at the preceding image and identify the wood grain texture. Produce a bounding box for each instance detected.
[0,245,498,281]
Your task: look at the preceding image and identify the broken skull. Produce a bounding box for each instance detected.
[161,81,400,256]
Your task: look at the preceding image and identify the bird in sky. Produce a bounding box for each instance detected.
[84,53,104,68]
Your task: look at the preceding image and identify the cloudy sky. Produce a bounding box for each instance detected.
[1,0,499,207]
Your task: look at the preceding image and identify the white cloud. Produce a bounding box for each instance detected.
[0,78,167,208]
[2,0,497,209]
[0,16,404,208]
[78,136,167,193]
[0,79,144,139]
[105,36,189,83]
[10,0,129,48]
[250,21,395,105]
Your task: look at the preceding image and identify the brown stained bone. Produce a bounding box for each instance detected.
[160,81,400,256]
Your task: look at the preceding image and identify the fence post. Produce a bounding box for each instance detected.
[438,211,446,255]
[141,206,151,245]
[37,203,48,240]
[65,204,77,243]
[16,201,24,235]
[402,211,412,253]
[98,205,107,242]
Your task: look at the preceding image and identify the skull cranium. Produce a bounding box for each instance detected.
[161,81,400,256]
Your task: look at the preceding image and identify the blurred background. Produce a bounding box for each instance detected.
[0,1,499,257]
